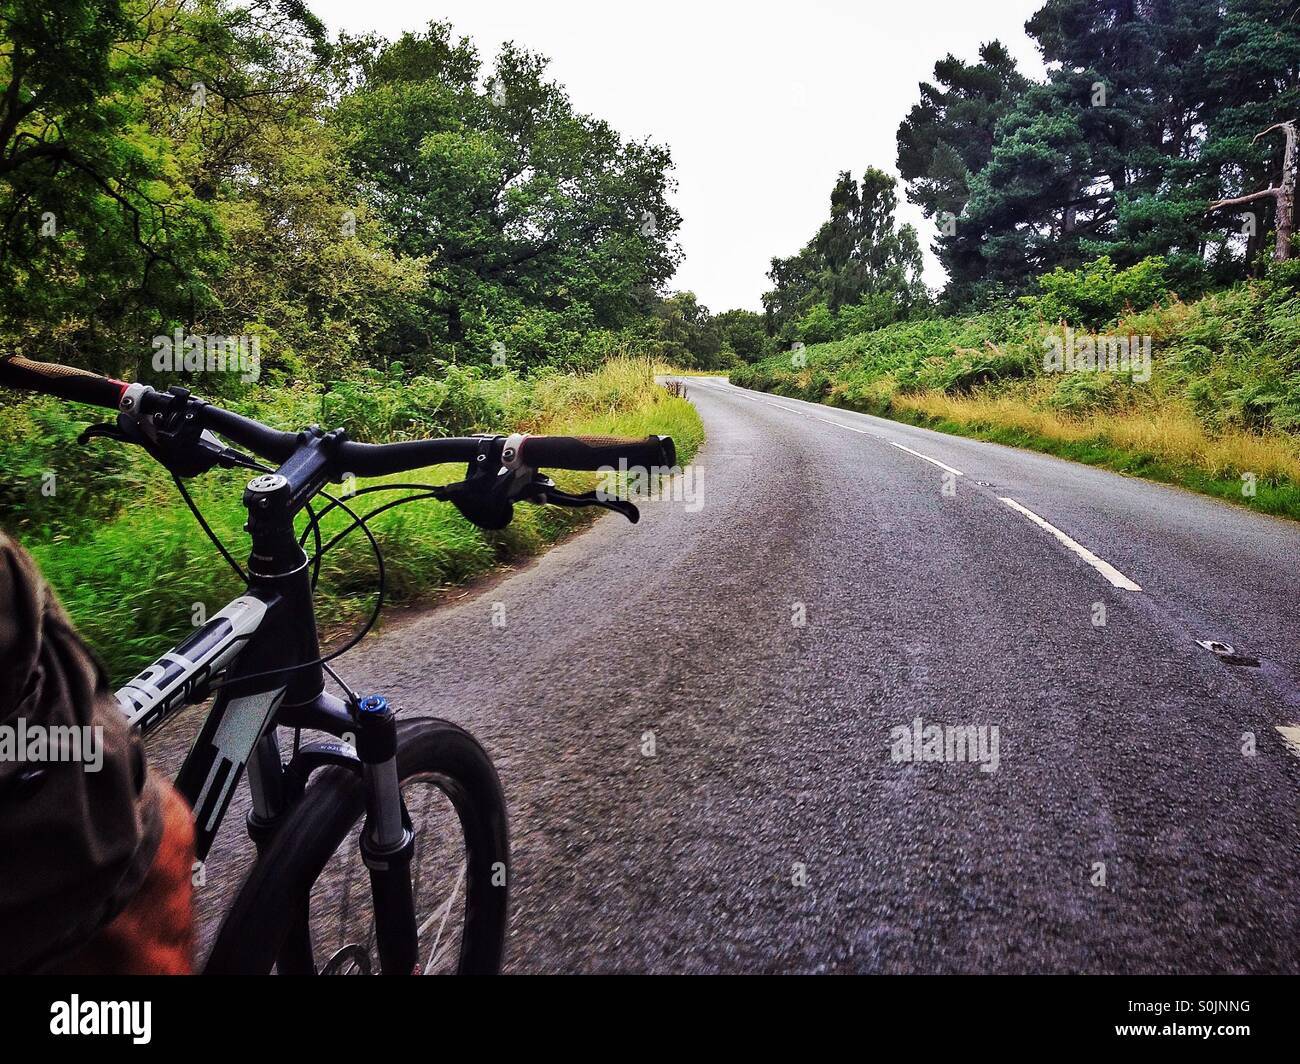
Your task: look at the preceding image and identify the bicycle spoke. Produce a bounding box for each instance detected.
[305,773,475,974]
[423,861,466,974]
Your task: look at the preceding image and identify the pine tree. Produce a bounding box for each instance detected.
[895,41,1028,306]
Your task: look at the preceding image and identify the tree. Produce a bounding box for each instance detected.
[1207,121,1298,261]
[895,41,1028,305]
[1199,0,1300,269]
[760,244,822,337]
[653,291,725,369]
[210,99,430,384]
[762,168,926,337]
[0,0,343,373]
[333,22,682,367]
[1019,0,1226,282]
[714,308,768,362]
[900,0,1300,304]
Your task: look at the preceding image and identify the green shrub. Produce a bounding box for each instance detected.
[1264,257,1300,293]
[1027,255,1172,329]
[836,293,902,337]
[320,364,532,441]
[1047,373,1129,415]
[922,346,1037,395]
[796,304,838,345]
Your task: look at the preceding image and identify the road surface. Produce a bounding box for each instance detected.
[151,376,1300,973]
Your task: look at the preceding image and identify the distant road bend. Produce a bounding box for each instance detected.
[156,375,1300,973]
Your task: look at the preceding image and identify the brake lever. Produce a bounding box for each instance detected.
[436,437,642,529]
[77,423,131,446]
[435,437,518,530]
[78,411,256,477]
[523,475,640,524]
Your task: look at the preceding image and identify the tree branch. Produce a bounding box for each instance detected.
[1207,188,1279,211]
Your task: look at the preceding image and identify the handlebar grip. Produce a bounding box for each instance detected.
[518,434,677,472]
[0,355,126,409]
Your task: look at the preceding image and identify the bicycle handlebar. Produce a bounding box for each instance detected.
[0,355,677,478]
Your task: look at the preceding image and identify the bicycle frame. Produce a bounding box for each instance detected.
[114,589,285,853]
[108,431,420,973]
[111,583,356,860]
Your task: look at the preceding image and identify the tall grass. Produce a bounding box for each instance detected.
[893,392,1300,484]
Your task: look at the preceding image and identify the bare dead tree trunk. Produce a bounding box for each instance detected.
[1207,120,1297,262]
[1277,120,1297,259]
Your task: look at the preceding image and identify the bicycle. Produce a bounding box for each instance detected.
[0,355,676,975]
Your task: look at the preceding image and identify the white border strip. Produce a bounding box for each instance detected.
[999,498,1142,592]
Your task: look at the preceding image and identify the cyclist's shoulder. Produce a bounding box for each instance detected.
[0,528,43,602]
[0,528,36,569]
[0,530,48,683]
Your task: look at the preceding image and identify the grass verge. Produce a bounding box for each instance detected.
[730,272,1300,523]
[742,374,1300,520]
[886,392,1300,519]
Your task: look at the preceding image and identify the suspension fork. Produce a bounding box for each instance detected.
[258,691,362,976]
[352,695,419,975]
[246,692,419,975]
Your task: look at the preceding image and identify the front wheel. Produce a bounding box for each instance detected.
[206,718,509,974]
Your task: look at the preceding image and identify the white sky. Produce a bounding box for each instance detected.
[309,0,1048,311]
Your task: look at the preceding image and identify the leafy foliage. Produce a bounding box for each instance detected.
[897,0,1300,307]
[762,168,927,339]
[895,41,1029,308]
[332,23,682,368]
[0,4,682,379]
[1027,256,1174,330]
[734,258,1300,441]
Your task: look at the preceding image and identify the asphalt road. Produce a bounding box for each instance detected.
[152,376,1300,973]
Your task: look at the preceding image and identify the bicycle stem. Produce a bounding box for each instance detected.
[237,433,340,707]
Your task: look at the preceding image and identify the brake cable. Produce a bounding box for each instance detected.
[297,482,449,538]
[172,474,250,585]
[170,438,619,692]
[104,408,448,697]
[303,498,324,591]
[204,485,387,695]
[299,484,447,566]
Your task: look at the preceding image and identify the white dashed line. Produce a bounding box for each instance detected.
[998,497,1143,592]
[701,382,1146,594]
[816,416,875,436]
[888,441,964,477]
